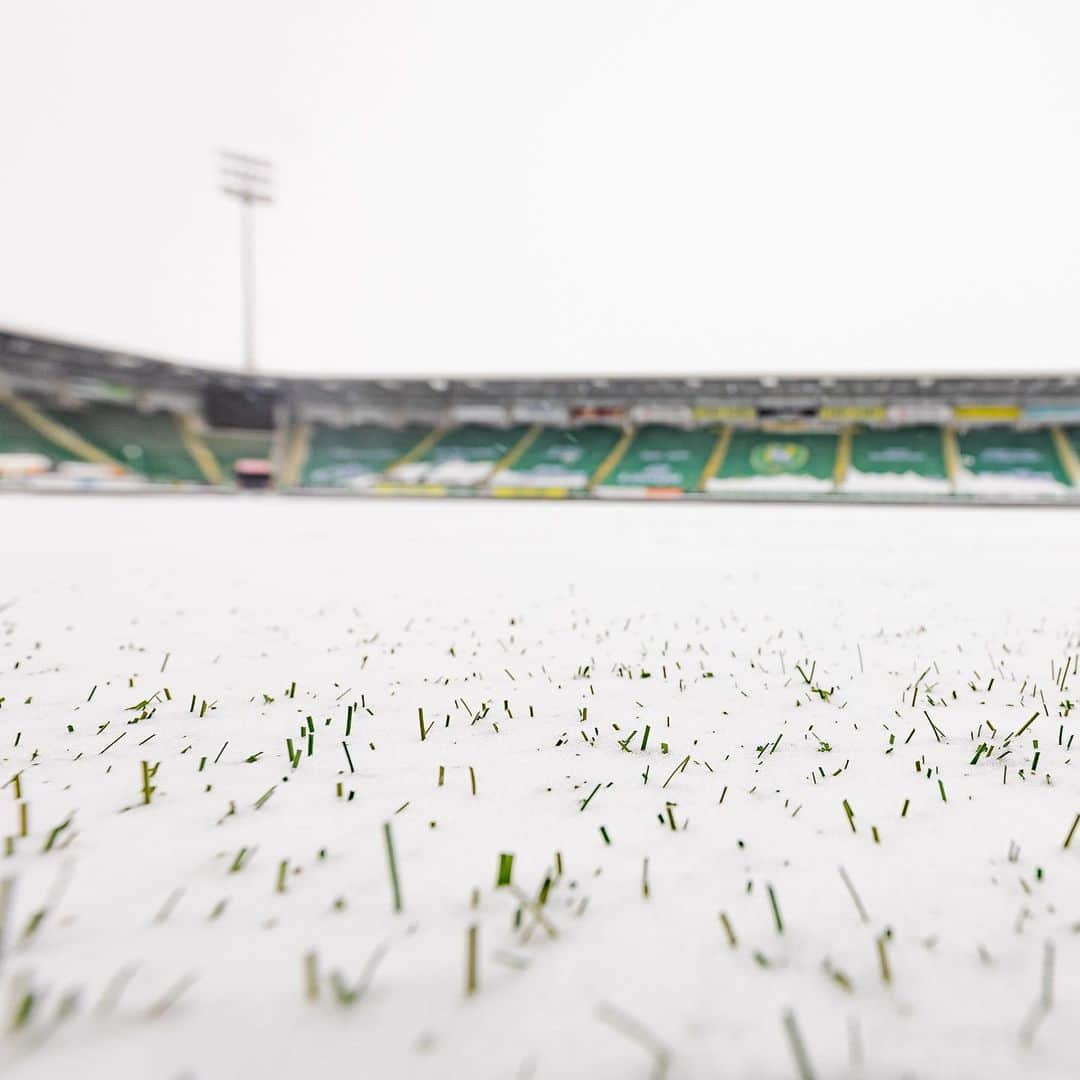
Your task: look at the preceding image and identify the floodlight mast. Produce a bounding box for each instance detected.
[219,150,274,374]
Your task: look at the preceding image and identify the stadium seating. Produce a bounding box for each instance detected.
[301,423,432,488]
[955,427,1071,490]
[384,424,528,488]
[5,369,1080,502]
[0,398,79,470]
[490,424,622,491]
[596,424,717,495]
[707,430,838,491]
[847,425,948,490]
[50,401,206,483]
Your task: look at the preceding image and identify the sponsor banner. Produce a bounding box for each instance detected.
[953,404,1021,423]
[66,379,136,404]
[819,405,886,422]
[143,389,201,415]
[571,405,627,422]
[56,460,128,480]
[0,452,51,478]
[629,403,693,425]
[1022,405,1080,424]
[885,403,952,424]
[373,482,448,497]
[691,405,757,422]
[511,401,570,425]
[344,406,401,425]
[397,407,445,427]
[490,486,570,499]
[758,420,815,433]
[448,404,510,425]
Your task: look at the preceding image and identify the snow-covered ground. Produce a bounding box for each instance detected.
[2,494,1080,1079]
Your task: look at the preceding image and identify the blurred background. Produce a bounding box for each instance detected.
[2,0,1079,377]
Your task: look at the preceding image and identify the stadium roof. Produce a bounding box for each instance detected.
[2,325,1077,408]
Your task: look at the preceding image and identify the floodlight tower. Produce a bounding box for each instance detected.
[219,150,275,374]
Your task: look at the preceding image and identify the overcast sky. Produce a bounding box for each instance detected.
[1,1,1078,378]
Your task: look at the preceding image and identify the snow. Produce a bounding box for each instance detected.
[843,469,952,495]
[490,470,589,490]
[953,469,1071,496]
[389,461,496,487]
[705,474,835,493]
[3,494,1080,1079]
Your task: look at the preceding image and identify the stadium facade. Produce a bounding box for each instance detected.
[2,326,1080,503]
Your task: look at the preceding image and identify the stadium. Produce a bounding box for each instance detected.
[5,4,1080,1080]
[3,327,1080,503]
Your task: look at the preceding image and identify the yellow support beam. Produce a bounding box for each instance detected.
[176,413,225,485]
[588,426,635,491]
[2,393,118,466]
[493,424,542,475]
[1051,425,1080,487]
[383,426,447,477]
[697,425,733,491]
[832,427,853,488]
[942,426,961,490]
[280,422,312,488]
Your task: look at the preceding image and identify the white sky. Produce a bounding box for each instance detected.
[1,1,1078,378]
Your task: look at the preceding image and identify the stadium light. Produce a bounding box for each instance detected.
[218,150,275,374]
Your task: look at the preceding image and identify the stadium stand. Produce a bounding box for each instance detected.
[955,427,1072,491]
[383,423,529,489]
[0,396,79,473]
[4,326,1080,503]
[48,401,206,483]
[490,424,622,492]
[596,424,718,496]
[301,423,433,489]
[847,425,949,491]
[706,430,839,492]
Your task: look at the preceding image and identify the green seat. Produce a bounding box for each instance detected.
[389,424,527,486]
[52,402,204,482]
[712,431,838,483]
[302,424,432,487]
[0,400,78,465]
[599,425,716,490]
[957,428,1069,486]
[493,425,621,488]
[850,426,946,480]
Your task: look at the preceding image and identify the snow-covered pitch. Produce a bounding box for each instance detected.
[2,495,1080,1079]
